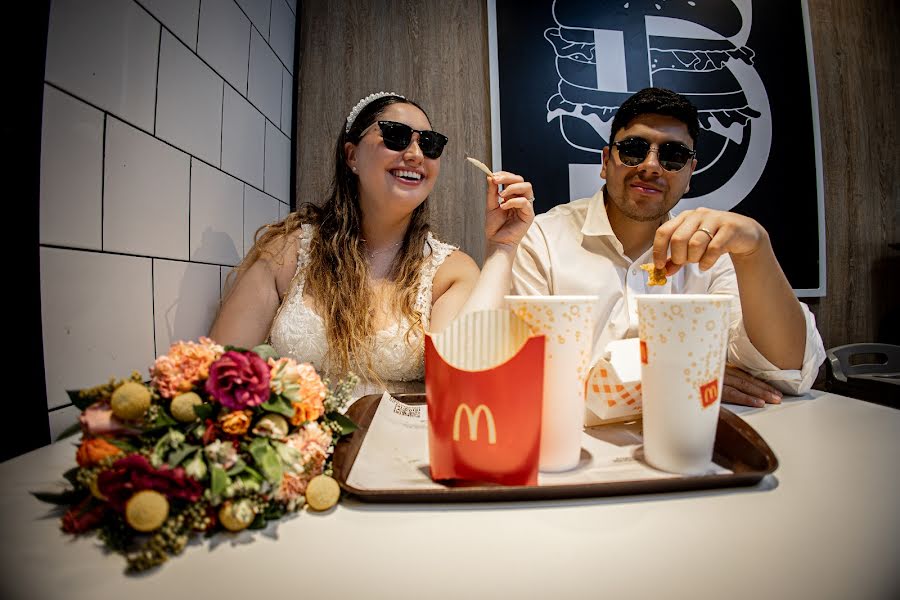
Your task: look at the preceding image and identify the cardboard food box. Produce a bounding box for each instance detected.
[585,338,643,426]
[425,310,544,486]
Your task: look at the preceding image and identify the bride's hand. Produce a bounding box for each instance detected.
[485,171,535,250]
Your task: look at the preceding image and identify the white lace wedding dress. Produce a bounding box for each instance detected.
[269,224,456,397]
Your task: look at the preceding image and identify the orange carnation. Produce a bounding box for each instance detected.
[218,410,252,435]
[290,400,324,426]
[268,358,326,426]
[76,438,123,467]
[151,337,224,398]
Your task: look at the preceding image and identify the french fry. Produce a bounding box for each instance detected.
[465,156,494,177]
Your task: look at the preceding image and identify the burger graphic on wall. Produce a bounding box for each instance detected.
[544,0,771,211]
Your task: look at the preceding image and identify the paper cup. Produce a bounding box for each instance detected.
[636,294,732,475]
[505,295,599,472]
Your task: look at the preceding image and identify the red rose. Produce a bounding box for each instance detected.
[96,454,203,512]
[205,351,270,410]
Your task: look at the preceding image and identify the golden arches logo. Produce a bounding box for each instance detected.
[700,379,719,408]
[452,403,497,445]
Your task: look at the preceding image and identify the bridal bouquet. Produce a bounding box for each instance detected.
[33,338,357,572]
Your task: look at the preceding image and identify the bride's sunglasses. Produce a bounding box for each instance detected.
[370,120,449,159]
[612,137,696,172]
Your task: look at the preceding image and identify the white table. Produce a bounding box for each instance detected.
[1,391,898,600]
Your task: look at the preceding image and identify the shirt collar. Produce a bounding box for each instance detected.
[581,187,615,237]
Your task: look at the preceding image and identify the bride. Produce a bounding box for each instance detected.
[209,92,534,391]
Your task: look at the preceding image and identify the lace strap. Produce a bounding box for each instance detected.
[415,232,457,324]
[267,225,314,342]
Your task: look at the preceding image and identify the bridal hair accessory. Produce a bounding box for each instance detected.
[345,92,405,133]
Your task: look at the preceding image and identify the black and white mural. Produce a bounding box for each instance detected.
[488,0,825,295]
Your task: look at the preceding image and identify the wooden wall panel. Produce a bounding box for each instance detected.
[295,1,900,359]
[806,0,900,351]
[295,0,491,263]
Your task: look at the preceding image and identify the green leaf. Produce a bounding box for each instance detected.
[67,389,98,411]
[248,513,268,530]
[251,344,278,362]
[260,394,294,417]
[263,502,286,521]
[241,465,263,481]
[151,429,185,467]
[54,420,82,441]
[226,457,247,476]
[146,407,178,430]
[30,489,85,505]
[248,438,283,484]
[272,440,301,469]
[193,403,214,421]
[327,411,359,436]
[223,345,249,353]
[62,467,81,487]
[261,395,294,418]
[106,437,138,453]
[210,465,230,498]
[166,444,200,467]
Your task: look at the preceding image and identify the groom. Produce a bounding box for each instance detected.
[512,87,825,407]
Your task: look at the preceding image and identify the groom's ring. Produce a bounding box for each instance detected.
[698,227,714,240]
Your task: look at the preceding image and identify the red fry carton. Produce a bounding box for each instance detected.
[425,309,544,486]
[585,338,643,426]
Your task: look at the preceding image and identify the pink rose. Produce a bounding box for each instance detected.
[205,350,270,410]
[80,402,141,436]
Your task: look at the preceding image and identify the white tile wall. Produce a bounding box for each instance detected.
[138,0,201,50]
[40,248,155,409]
[236,0,271,39]
[222,87,266,188]
[40,86,104,250]
[190,160,244,265]
[39,0,296,449]
[281,68,293,135]
[153,259,222,355]
[265,121,290,202]
[244,185,282,255]
[197,0,251,94]
[249,28,283,125]
[104,117,191,259]
[269,0,296,73]
[156,31,224,166]
[45,0,160,132]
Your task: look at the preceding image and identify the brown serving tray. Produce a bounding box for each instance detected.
[333,393,778,502]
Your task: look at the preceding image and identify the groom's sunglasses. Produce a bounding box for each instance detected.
[612,137,696,172]
[373,121,449,159]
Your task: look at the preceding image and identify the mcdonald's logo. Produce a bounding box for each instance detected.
[700,379,719,408]
[452,403,497,445]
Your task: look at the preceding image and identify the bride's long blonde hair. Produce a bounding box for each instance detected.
[230,95,432,380]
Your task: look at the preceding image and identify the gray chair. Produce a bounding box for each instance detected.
[825,343,900,408]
